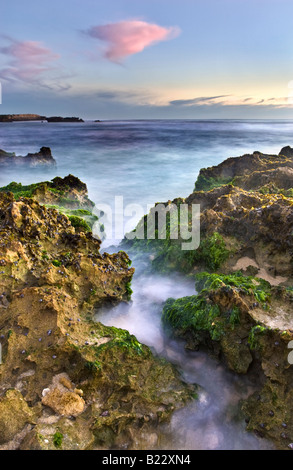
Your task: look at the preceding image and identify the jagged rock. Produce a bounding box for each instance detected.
[0,175,98,233]
[0,390,35,444]
[0,177,195,450]
[162,271,293,449]
[233,166,293,191]
[124,145,293,449]
[42,388,85,417]
[279,146,293,158]
[123,147,293,281]
[194,149,293,192]
[0,146,56,168]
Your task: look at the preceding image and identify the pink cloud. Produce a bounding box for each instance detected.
[86,20,180,62]
[0,38,62,88]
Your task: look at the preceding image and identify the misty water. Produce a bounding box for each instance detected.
[96,265,273,450]
[2,119,293,246]
[2,119,293,240]
[0,119,288,449]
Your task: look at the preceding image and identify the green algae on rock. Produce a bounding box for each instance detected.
[121,146,293,449]
[151,146,293,450]
[0,174,93,208]
[0,178,196,450]
[194,146,293,192]
[162,271,271,359]
[162,271,293,449]
[122,147,293,282]
[0,175,100,234]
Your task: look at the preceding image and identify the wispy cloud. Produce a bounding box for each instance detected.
[0,37,70,90]
[169,94,292,108]
[85,20,180,62]
[66,87,293,111]
[170,95,230,106]
[69,86,158,107]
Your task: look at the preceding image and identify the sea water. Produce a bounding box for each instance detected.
[1,119,293,216]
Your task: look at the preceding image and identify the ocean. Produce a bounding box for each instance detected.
[1,119,293,217]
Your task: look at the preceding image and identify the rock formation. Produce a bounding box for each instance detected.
[0,147,56,168]
[123,146,293,449]
[0,176,195,450]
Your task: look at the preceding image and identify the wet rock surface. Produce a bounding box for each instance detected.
[124,146,293,449]
[0,147,56,168]
[0,177,195,450]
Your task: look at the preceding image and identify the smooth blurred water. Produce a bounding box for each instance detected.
[1,119,293,233]
[97,269,274,450]
[1,119,293,247]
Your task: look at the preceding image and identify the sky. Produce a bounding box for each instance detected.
[1,0,293,119]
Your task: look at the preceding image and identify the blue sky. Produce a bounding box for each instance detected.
[1,0,293,119]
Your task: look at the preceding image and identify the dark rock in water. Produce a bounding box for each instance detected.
[0,147,56,167]
[279,146,293,158]
[46,116,84,123]
[25,147,56,166]
[0,149,16,158]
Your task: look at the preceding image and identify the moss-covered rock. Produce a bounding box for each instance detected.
[119,146,293,449]
[162,270,293,448]
[0,175,102,236]
[122,202,232,274]
[0,181,196,450]
[122,148,293,281]
[194,147,293,192]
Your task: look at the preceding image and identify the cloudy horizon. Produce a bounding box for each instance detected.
[0,0,293,120]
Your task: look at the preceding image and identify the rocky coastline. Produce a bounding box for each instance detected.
[0,175,195,450]
[0,115,84,123]
[122,146,293,450]
[1,144,293,450]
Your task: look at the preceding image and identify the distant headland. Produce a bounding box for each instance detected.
[0,114,85,123]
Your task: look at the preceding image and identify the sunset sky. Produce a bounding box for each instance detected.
[1,0,293,119]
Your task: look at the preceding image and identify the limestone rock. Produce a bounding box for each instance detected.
[0,390,35,444]
[0,177,195,449]
[42,388,85,416]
